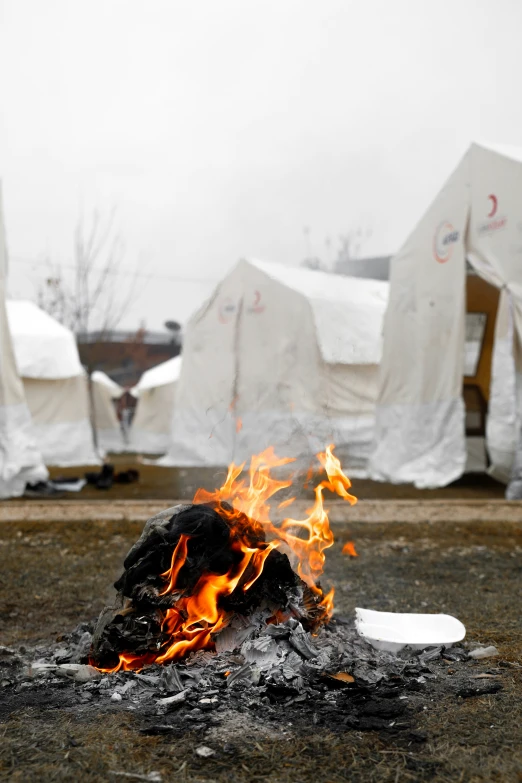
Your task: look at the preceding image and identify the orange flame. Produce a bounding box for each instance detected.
[303,465,314,489]
[342,541,358,557]
[96,444,356,672]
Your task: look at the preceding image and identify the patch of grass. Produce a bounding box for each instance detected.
[2,698,522,783]
[1,516,521,781]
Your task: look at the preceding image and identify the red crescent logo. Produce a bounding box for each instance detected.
[248,289,265,314]
[433,221,458,263]
[218,297,236,324]
[487,194,498,218]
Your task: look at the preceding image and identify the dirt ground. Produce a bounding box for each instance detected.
[1,495,521,782]
[40,461,507,502]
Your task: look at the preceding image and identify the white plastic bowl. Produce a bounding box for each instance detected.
[355,607,466,654]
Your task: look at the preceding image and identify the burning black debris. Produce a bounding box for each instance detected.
[89,446,356,672]
[89,503,331,672]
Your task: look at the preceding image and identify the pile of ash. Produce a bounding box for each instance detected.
[1,614,504,742]
[0,501,505,744]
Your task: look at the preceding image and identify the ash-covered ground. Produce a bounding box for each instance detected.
[4,612,495,737]
[1,511,521,782]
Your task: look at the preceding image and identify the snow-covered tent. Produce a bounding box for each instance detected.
[0,188,47,497]
[370,141,522,493]
[129,356,182,454]
[159,259,388,474]
[6,301,99,466]
[91,371,125,454]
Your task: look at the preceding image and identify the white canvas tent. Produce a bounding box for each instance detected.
[130,356,182,454]
[160,259,388,473]
[6,301,99,466]
[370,141,522,492]
[91,371,125,454]
[0,188,47,497]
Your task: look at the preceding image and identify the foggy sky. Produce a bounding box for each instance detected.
[1,0,522,330]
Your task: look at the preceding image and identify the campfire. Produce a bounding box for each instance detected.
[90,445,357,673]
[10,446,495,749]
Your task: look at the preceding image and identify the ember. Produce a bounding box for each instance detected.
[90,446,356,672]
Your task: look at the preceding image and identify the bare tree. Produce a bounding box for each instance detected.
[38,208,138,338]
[335,227,373,267]
[37,209,140,454]
[300,225,373,273]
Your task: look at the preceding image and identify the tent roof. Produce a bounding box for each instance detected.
[6,300,83,379]
[249,258,388,304]
[473,140,522,164]
[91,370,124,399]
[134,356,182,394]
[246,259,389,364]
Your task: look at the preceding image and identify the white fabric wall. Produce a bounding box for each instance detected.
[160,259,384,473]
[370,156,469,488]
[485,291,518,483]
[370,142,522,489]
[0,292,48,495]
[91,373,125,454]
[129,357,181,454]
[130,382,177,454]
[160,265,243,466]
[23,375,100,466]
[6,301,83,379]
[233,263,379,474]
[0,187,47,497]
[6,301,101,466]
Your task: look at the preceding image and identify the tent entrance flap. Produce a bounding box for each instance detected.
[464,273,500,441]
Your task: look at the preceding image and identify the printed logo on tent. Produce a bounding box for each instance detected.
[477,193,507,235]
[218,297,237,324]
[487,193,498,217]
[246,290,265,314]
[433,221,460,263]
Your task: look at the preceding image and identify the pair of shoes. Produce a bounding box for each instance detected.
[85,464,114,490]
[113,469,140,484]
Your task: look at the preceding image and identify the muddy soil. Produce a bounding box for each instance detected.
[1,512,521,782]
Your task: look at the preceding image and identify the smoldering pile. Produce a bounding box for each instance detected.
[1,502,504,742]
[4,612,500,742]
[89,503,331,672]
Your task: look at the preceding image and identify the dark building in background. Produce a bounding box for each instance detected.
[335,255,391,281]
[77,328,181,388]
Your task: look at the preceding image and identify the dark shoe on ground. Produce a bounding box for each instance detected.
[113,469,140,484]
[96,463,114,490]
[24,481,63,498]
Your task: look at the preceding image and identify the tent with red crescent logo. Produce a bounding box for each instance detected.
[158,258,388,475]
[369,141,522,495]
[0,185,48,497]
